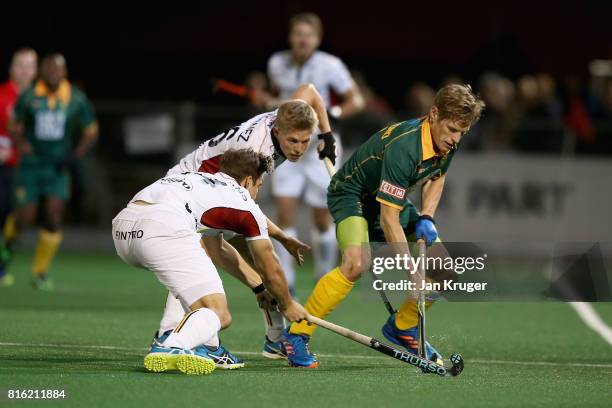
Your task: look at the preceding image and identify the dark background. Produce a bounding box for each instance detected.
[2,1,610,107]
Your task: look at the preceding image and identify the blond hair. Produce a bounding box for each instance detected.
[276,100,318,134]
[434,84,485,127]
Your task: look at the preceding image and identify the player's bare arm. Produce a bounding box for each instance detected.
[420,175,446,218]
[202,234,278,311]
[247,238,308,322]
[290,83,332,133]
[201,234,263,289]
[335,82,365,119]
[380,203,408,244]
[8,118,31,155]
[266,217,310,265]
[74,122,99,158]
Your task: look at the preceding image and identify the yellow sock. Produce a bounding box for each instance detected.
[32,229,63,277]
[3,213,18,243]
[290,267,353,336]
[395,299,435,330]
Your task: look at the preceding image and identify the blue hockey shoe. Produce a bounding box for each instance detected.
[382,314,443,365]
[281,329,318,368]
[195,343,244,369]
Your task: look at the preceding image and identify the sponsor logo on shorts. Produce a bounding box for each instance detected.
[115,230,144,240]
[380,180,406,200]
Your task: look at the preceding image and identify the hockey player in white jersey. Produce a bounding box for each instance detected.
[266,12,364,295]
[112,149,308,375]
[157,83,336,362]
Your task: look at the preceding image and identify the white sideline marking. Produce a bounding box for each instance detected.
[1,341,611,369]
[569,302,612,346]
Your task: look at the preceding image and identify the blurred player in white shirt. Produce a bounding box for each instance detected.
[267,12,364,289]
[112,149,308,375]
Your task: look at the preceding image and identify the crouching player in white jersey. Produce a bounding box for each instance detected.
[112,149,308,375]
[156,83,335,362]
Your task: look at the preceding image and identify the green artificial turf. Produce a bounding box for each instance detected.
[0,252,611,407]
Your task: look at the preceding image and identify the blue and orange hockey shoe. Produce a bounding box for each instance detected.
[280,329,318,368]
[144,344,215,375]
[195,343,244,370]
[381,314,444,365]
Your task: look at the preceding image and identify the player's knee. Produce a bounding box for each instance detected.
[16,209,34,229]
[313,216,330,232]
[340,248,371,281]
[276,212,293,229]
[275,198,297,228]
[45,213,64,231]
[340,257,367,281]
[216,309,232,329]
[204,305,231,328]
[43,220,61,232]
[312,209,331,232]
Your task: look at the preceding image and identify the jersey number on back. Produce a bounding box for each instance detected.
[208,124,253,147]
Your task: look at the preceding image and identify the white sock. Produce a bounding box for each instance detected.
[262,308,286,342]
[312,227,338,280]
[272,227,296,289]
[204,333,220,349]
[158,292,188,336]
[163,308,221,350]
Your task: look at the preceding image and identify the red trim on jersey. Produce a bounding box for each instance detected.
[201,207,261,238]
[0,81,19,167]
[198,155,222,173]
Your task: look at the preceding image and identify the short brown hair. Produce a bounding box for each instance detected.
[289,12,323,38]
[219,149,272,183]
[276,99,318,134]
[434,84,485,128]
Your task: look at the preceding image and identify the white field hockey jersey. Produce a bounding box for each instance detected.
[131,172,268,240]
[267,50,352,155]
[169,111,285,175]
[267,50,353,108]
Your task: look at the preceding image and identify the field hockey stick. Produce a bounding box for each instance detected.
[210,78,257,103]
[306,314,463,377]
[416,239,427,359]
[322,157,397,314]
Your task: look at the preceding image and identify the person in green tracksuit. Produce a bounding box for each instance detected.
[7,53,98,290]
[281,84,485,368]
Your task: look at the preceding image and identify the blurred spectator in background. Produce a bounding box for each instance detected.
[350,70,393,122]
[5,53,98,290]
[468,72,516,151]
[0,47,37,287]
[342,70,394,142]
[590,78,612,153]
[265,12,364,290]
[603,80,612,117]
[563,75,595,153]
[514,73,564,153]
[583,62,612,154]
[404,82,435,117]
[586,60,612,120]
